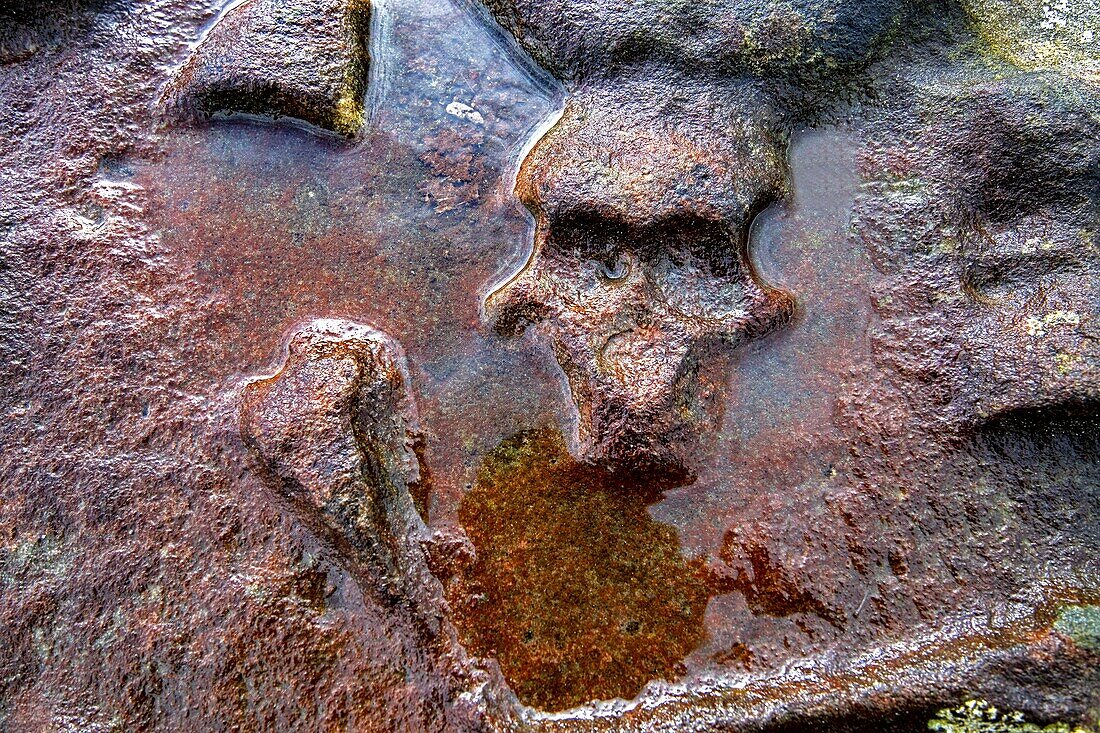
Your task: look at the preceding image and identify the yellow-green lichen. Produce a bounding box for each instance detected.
[1053,604,1100,651]
[331,0,371,137]
[1025,310,1082,337]
[1054,351,1080,373]
[962,0,1100,81]
[331,89,365,137]
[928,699,1096,732]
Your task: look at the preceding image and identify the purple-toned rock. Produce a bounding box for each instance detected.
[164,0,370,136]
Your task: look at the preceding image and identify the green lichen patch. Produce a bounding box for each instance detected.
[1053,604,1100,651]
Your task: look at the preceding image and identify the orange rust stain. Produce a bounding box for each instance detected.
[447,428,710,712]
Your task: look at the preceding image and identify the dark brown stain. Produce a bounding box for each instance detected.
[448,428,710,712]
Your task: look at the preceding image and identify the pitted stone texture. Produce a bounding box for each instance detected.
[853,68,1100,428]
[2,0,1099,727]
[164,0,370,136]
[478,0,917,85]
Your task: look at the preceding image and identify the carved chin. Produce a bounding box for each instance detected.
[579,403,683,471]
[564,365,693,471]
[549,328,706,470]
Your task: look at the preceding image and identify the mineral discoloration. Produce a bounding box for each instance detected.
[448,428,710,712]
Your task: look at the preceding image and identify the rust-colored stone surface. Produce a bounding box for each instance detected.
[449,428,710,712]
[1,0,1097,730]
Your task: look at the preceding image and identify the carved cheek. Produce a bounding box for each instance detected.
[484,248,555,336]
[549,261,655,347]
[652,253,793,343]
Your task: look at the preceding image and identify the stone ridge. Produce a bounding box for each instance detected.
[163,0,371,136]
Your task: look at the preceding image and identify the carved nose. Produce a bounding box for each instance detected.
[485,256,547,337]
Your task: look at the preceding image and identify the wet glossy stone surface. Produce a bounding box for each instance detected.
[0,0,1098,729]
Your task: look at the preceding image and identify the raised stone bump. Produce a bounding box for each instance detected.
[239,319,431,603]
[163,0,371,136]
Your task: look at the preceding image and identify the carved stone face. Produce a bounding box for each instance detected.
[486,79,795,467]
[483,0,1100,469]
[10,0,1099,726]
[478,0,924,468]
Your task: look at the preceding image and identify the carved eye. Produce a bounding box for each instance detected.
[598,253,630,282]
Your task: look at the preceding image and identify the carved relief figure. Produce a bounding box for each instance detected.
[479,0,1099,468]
[481,0,917,469]
[465,0,1100,720]
[145,0,1100,725]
